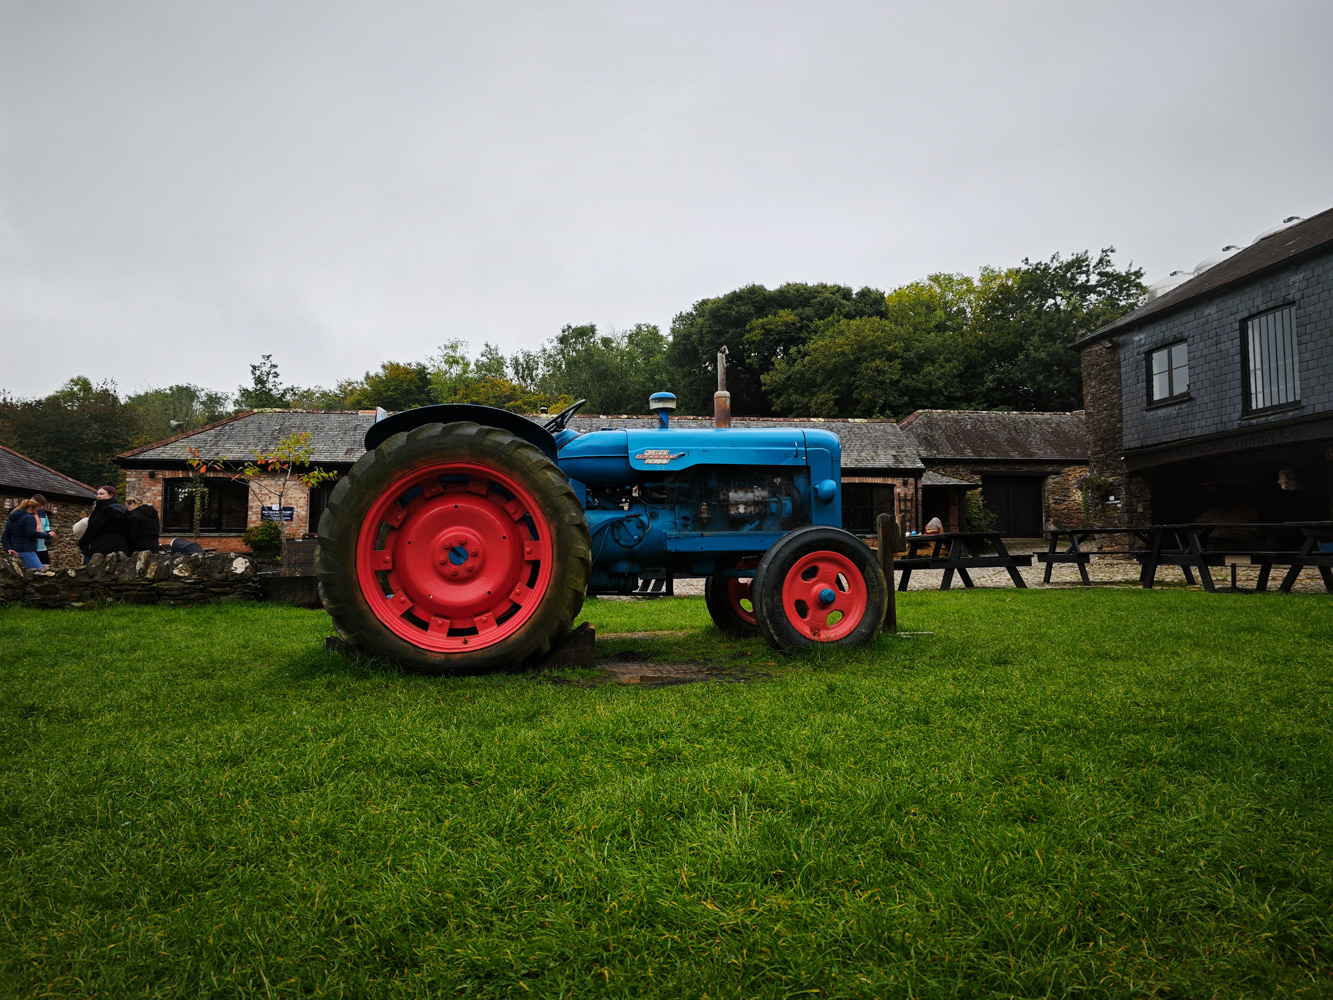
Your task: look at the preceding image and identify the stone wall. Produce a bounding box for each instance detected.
[1043,464,1091,527]
[924,461,1090,530]
[1,492,93,569]
[1,550,260,608]
[1081,340,1152,533]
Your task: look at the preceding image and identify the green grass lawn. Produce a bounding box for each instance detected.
[1,590,1331,999]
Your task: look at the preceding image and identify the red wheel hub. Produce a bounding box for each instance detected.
[726,557,759,626]
[780,550,867,642]
[356,462,553,652]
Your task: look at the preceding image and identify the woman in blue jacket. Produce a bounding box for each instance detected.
[3,499,54,570]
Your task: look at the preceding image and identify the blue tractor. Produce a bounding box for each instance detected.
[315,395,889,673]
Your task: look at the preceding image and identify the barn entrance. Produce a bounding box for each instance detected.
[980,475,1045,537]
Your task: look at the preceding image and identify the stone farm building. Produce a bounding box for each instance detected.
[1,444,97,567]
[1075,206,1333,531]
[117,410,377,552]
[898,409,1089,536]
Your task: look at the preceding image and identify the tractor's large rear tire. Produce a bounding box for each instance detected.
[753,525,887,650]
[316,421,590,674]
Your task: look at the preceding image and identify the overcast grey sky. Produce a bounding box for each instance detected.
[1,0,1329,400]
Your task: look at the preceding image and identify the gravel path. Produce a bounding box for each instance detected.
[659,538,1331,595]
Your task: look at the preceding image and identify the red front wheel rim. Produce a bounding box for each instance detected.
[356,461,554,652]
[726,557,759,626]
[780,550,867,642]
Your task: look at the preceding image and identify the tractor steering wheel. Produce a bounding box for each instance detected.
[543,399,587,433]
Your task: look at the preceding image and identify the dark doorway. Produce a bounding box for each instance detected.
[307,480,340,536]
[980,475,1045,537]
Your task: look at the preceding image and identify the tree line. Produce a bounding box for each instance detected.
[0,248,1144,486]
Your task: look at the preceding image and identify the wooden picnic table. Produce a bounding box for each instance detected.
[1038,527,1138,586]
[894,531,1032,591]
[1278,522,1333,594]
[1133,523,1308,593]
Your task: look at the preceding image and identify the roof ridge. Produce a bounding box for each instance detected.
[1077,204,1333,346]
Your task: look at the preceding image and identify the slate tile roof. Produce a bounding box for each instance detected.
[1077,205,1333,346]
[120,408,931,474]
[118,411,379,467]
[569,415,925,472]
[921,470,976,487]
[899,409,1088,462]
[0,445,98,501]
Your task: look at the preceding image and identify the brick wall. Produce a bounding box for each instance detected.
[2,492,93,568]
[123,468,331,552]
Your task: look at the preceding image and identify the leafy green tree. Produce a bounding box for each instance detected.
[473,342,508,381]
[124,384,231,446]
[666,283,890,415]
[451,377,573,414]
[519,323,671,415]
[339,361,434,412]
[762,275,976,417]
[761,252,1144,418]
[967,249,1145,412]
[236,355,287,410]
[285,385,352,410]
[427,339,476,403]
[0,377,135,487]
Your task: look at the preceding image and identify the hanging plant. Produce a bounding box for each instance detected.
[1075,471,1116,519]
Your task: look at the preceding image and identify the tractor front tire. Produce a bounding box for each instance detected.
[316,421,590,674]
[753,525,887,650]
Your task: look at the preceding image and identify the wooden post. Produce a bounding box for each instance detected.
[876,512,898,633]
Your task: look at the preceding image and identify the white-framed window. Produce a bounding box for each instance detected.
[1148,341,1188,402]
[1244,306,1300,413]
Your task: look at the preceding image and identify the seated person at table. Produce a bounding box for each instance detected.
[924,517,944,535]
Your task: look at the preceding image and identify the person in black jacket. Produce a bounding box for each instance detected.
[125,495,161,553]
[3,499,54,570]
[79,485,132,561]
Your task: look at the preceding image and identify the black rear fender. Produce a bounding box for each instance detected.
[363,404,559,463]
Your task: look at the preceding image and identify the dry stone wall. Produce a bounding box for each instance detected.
[1,550,260,608]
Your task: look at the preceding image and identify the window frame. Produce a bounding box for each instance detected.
[162,476,251,534]
[1145,340,1190,406]
[1241,304,1301,416]
[840,483,896,536]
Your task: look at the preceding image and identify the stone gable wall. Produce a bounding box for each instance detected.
[1081,340,1152,532]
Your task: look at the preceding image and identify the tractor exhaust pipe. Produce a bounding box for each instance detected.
[714,346,731,428]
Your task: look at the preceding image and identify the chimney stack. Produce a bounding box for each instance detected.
[714,346,731,428]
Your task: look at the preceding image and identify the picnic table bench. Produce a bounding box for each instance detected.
[1279,522,1333,594]
[1038,528,1138,586]
[894,531,1032,591]
[1132,523,1310,593]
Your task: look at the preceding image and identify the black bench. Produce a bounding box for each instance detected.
[895,532,1032,591]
